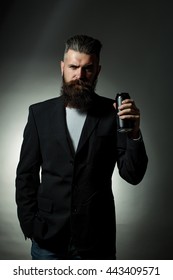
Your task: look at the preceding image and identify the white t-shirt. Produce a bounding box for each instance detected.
[66,107,87,152]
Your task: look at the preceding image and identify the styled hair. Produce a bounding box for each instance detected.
[64,35,102,61]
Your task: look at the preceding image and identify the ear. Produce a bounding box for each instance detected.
[60,61,64,76]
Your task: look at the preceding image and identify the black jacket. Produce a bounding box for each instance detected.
[15,94,148,259]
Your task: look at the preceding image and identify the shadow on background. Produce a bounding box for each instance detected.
[0,0,172,260]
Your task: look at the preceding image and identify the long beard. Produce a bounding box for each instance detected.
[61,77,97,110]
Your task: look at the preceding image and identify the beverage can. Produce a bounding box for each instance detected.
[115,92,134,132]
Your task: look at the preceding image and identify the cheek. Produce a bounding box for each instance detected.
[88,72,98,83]
[63,70,74,82]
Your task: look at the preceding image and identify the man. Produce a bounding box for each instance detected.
[15,34,148,260]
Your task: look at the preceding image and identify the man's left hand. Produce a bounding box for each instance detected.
[113,98,140,139]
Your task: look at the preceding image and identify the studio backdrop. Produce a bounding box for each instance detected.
[0,0,172,259]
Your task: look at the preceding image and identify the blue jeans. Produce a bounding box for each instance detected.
[31,239,82,260]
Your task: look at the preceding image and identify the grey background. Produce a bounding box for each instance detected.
[0,0,172,260]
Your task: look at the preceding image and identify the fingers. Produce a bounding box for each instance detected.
[117,99,140,120]
[113,98,141,133]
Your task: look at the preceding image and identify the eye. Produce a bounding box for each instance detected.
[84,66,94,73]
[69,65,78,70]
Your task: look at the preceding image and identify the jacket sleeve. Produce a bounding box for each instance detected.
[15,106,42,238]
[116,131,148,185]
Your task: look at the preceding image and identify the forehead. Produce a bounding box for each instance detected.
[64,49,98,65]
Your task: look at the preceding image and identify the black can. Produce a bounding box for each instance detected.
[115,92,134,132]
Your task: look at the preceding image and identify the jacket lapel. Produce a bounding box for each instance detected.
[76,95,101,154]
[53,96,75,157]
[76,113,100,154]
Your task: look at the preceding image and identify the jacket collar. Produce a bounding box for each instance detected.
[54,94,101,156]
[76,94,101,154]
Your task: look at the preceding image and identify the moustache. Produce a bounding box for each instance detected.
[64,79,93,90]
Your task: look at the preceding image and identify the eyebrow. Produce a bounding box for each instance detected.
[68,63,94,68]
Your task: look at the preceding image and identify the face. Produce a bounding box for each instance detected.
[61,49,101,84]
[60,49,101,110]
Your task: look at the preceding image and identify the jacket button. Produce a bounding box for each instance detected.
[72,207,77,214]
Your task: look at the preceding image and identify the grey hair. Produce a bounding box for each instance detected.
[64,34,102,61]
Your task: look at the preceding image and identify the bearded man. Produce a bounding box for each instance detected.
[15,34,148,260]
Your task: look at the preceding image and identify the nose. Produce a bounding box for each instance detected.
[76,68,85,79]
